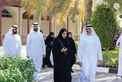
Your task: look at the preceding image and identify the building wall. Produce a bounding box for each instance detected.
[2,17,14,34]
[1,6,81,44]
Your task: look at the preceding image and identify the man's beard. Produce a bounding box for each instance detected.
[86,31,92,35]
[33,28,38,32]
[12,31,17,34]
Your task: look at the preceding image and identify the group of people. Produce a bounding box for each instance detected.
[3,23,46,81]
[52,24,103,82]
[2,22,77,82]
[2,22,122,82]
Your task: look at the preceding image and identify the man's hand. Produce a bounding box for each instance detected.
[116,42,120,48]
[98,60,102,65]
[43,54,46,58]
[78,62,82,67]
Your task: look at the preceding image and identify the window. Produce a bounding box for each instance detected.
[2,9,12,17]
[23,12,33,19]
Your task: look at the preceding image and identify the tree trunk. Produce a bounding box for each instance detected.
[84,0,93,26]
[0,0,2,45]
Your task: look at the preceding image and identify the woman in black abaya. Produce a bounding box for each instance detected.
[45,32,54,67]
[52,28,72,82]
[67,32,77,73]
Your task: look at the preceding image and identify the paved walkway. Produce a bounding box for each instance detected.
[39,64,122,82]
[0,46,122,82]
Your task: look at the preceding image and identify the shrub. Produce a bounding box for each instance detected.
[102,48,119,68]
[0,56,36,82]
[75,41,79,50]
[91,4,119,50]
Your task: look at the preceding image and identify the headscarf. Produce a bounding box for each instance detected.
[29,22,41,34]
[81,24,98,38]
[5,25,18,36]
[27,22,43,38]
[48,32,54,38]
[67,32,72,39]
[57,28,68,40]
[45,32,54,45]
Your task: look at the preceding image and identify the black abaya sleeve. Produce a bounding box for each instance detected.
[72,39,77,54]
[70,39,77,54]
[45,37,50,45]
[52,38,62,60]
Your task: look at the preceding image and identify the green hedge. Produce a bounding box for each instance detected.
[102,48,119,68]
[0,56,36,82]
[75,41,79,50]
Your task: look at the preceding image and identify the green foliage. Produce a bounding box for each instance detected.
[75,41,79,50]
[0,68,25,82]
[102,48,119,68]
[0,56,36,82]
[91,4,119,49]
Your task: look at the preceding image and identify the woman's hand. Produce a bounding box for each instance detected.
[61,48,68,52]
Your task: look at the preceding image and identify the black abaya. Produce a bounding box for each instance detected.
[45,36,54,67]
[68,38,77,71]
[52,37,72,82]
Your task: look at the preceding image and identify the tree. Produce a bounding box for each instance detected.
[7,0,93,26]
[84,0,93,26]
[90,4,119,50]
[50,0,74,24]
[21,0,48,22]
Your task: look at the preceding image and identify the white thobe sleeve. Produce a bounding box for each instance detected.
[17,36,22,55]
[3,36,9,55]
[116,35,121,46]
[97,38,103,60]
[41,36,46,55]
[26,35,31,57]
[77,36,85,62]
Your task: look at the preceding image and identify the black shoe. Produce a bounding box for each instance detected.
[48,65,54,68]
[42,65,46,68]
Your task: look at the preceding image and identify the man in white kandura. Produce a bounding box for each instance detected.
[26,22,46,81]
[77,24,103,82]
[116,33,122,79]
[3,25,22,57]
